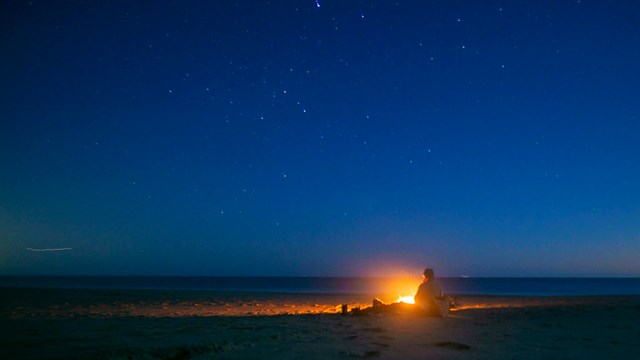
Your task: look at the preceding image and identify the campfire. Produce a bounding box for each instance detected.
[397,295,415,304]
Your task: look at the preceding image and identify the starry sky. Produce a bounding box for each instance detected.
[1,1,639,277]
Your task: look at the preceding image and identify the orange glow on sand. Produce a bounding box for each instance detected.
[397,295,415,304]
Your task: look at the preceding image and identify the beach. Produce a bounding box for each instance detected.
[1,288,639,359]
[4,0,640,356]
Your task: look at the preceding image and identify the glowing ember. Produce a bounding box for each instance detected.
[397,295,415,304]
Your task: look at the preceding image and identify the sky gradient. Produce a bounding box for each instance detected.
[1,1,639,277]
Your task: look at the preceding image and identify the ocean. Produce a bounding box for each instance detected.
[1,276,639,296]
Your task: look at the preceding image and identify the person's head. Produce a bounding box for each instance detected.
[423,268,435,280]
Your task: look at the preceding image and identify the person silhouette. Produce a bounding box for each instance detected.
[414,268,448,316]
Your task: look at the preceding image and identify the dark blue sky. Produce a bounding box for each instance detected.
[2,1,639,277]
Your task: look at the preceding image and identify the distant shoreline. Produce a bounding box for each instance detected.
[1,276,640,296]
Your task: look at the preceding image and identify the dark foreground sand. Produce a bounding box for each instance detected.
[1,288,639,359]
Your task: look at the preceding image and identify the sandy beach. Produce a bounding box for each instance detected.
[1,288,639,359]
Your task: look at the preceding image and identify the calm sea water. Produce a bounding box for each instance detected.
[1,276,639,296]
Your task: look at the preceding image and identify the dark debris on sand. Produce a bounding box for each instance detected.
[434,341,472,350]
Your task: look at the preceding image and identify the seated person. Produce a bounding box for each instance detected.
[414,268,448,316]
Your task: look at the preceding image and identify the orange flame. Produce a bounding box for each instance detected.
[397,295,415,304]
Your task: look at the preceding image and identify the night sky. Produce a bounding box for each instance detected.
[2,1,639,277]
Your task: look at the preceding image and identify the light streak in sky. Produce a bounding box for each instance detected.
[27,247,72,252]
